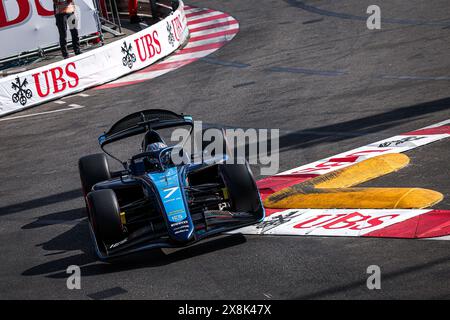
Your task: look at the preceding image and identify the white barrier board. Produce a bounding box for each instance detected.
[0,0,189,116]
[0,0,98,60]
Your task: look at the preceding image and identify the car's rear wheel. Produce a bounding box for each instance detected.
[219,162,262,214]
[87,189,124,243]
[79,153,111,196]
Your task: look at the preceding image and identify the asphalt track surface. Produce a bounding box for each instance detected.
[0,0,450,299]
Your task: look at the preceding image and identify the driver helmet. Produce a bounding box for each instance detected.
[143,142,168,171]
[146,142,167,152]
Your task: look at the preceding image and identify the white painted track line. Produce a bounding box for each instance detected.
[0,104,85,122]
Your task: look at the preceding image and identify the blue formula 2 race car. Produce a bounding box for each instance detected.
[78,109,264,260]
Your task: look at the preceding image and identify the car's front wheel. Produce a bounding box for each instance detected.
[78,153,111,196]
[87,189,124,243]
[219,162,262,214]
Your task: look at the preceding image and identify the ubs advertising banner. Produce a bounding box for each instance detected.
[0,1,189,116]
[0,0,99,60]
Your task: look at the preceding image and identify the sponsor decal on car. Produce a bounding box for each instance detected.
[148,167,194,240]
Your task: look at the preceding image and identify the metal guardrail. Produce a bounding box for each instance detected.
[96,0,123,35]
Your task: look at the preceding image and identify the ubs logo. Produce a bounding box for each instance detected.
[11,77,32,106]
[121,41,137,69]
[167,22,175,47]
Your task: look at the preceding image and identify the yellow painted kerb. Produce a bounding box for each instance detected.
[264,187,444,209]
[264,153,444,209]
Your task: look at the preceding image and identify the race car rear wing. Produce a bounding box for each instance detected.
[98,109,193,147]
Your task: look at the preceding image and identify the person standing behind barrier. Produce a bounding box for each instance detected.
[129,0,158,24]
[128,0,141,23]
[54,0,81,58]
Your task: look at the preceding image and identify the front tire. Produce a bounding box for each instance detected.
[87,189,124,242]
[79,153,111,196]
[219,162,262,213]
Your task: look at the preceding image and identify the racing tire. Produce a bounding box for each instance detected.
[219,162,262,214]
[87,189,123,242]
[79,153,111,196]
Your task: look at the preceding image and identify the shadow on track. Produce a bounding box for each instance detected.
[22,228,247,278]
[0,189,81,217]
[21,208,85,229]
[278,97,450,152]
[4,98,449,217]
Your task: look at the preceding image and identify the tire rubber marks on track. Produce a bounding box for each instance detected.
[285,0,450,27]
[95,4,449,88]
[87,287,128,300]
[267,66,346,76]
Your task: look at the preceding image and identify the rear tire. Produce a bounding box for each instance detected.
[219,162,262,213]
[87,189,123,242]
[79,153,111,196]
